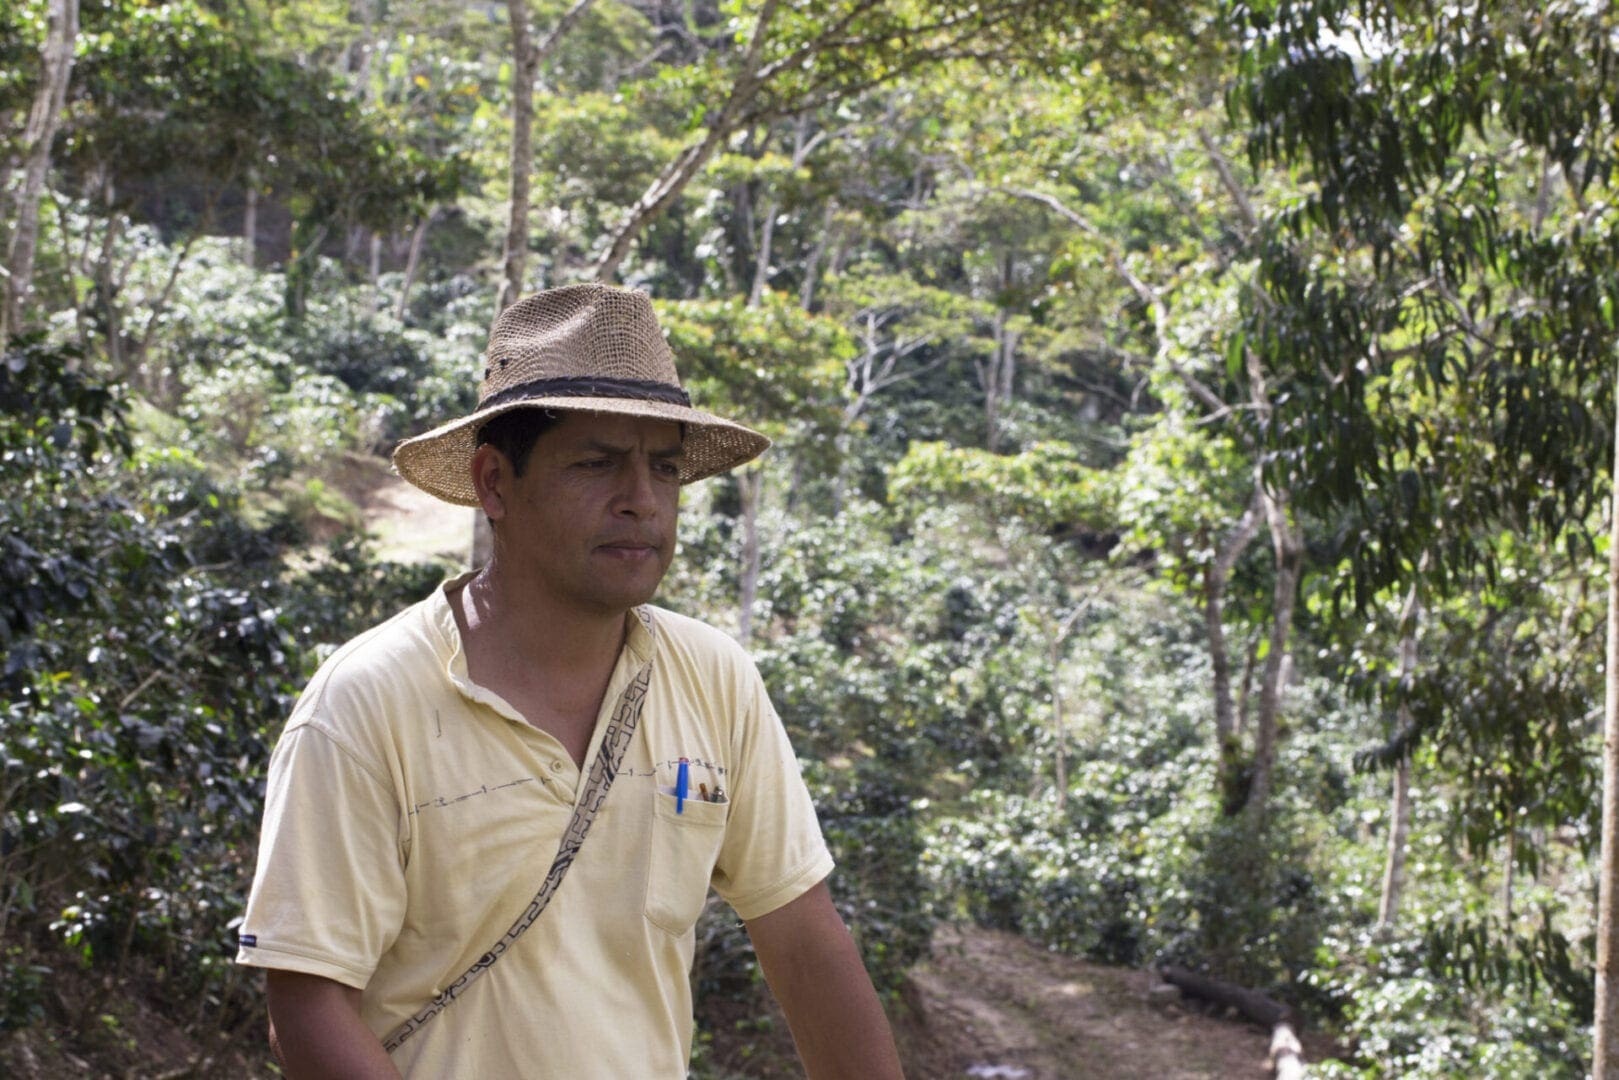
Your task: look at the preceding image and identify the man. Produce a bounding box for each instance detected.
[236,283,904,1078]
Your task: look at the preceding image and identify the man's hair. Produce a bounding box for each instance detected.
[475,408,561,477]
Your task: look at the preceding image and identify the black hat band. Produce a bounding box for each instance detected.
[481,375,693,412]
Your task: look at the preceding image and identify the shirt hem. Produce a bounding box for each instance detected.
[724,850,835,922]
[235,944,372,990]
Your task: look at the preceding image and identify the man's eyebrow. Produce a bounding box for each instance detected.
[580,439,685,458]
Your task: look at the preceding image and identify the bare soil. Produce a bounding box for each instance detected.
[891,924,1304,1079]
[331,451,472,565]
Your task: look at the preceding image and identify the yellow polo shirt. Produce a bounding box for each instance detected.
[236,577,833,1077]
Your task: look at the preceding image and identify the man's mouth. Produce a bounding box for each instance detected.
[597,541,659,560]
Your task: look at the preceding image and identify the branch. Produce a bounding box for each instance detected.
[592,0,782,278]
[1196,126,1258,234]
[530,0,598,68]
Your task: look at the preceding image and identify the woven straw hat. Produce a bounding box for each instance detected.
[393,283,770,506]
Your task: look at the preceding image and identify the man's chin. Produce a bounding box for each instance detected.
[587,573,667,615]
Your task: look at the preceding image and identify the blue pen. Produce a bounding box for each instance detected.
[676,758,690,814]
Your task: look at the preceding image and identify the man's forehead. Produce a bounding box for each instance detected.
[548,411,684,450]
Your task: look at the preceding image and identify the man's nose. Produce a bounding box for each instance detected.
[614,457,659,516]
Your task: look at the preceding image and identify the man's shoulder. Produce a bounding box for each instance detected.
[645,604,751,664]
[290,588,448,730]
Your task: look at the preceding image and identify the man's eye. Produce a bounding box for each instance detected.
[654,460,682,479]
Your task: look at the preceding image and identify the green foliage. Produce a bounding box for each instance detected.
[0,336,442,1039]
[889,440,1112,532]
[69,0,467,227]
[5,0,1612,1073]
[1228,0,1619,604]
[661,292,849,434]
[1308,925,1591,1078]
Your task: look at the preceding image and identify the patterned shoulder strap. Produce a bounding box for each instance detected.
[382,607,657,1053]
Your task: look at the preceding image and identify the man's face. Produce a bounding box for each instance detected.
[493,411,683,617]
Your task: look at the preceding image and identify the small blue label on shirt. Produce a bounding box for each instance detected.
[238,933,257,948]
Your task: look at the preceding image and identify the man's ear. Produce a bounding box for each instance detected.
[470,444,508,521]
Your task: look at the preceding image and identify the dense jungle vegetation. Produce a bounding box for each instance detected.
[3,0,1618,1075]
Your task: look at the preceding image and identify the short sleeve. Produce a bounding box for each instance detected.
[235,724,408,988]
[710,670,834,921]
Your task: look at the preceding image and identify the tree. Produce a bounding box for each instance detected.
[498,0,598,312]
[1,0,77,341]
[659,292,849,640]
[1224,0,1619,1061]
[590,0,1199,281]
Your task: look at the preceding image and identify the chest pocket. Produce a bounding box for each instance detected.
[644,790,727,935]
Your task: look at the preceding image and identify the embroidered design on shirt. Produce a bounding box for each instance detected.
[407,776,541,818]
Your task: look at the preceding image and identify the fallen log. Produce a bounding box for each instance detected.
[1159,965,1305,1079]
[1269,1021,1305,1080]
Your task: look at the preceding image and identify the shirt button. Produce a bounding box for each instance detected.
[550,760,563,773]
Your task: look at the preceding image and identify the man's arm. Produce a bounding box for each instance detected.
[745,881,904,1079]
[266,970,402,1080]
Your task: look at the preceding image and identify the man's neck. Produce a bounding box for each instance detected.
[456,562,629,678]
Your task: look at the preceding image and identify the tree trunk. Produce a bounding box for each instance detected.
[93,202,126,378]
[1051,632,1067,811]
[1244,476,1301,821]
[1598,371,1619,1075]
[736,469,763,644]
[749,195,776,306]
[980,307,1019,454]
[396,209,436,323]
[499,0,537,313]
[1378,758,1412,929]
[1209,491,1262,746]
[3,0,79,341]
[1209,491,1262,805]
[1269,1023,1306,1080]
[1378,584,1422,931]
[800,200,836,310]
[242,182,258,268]
[367,231,382,319]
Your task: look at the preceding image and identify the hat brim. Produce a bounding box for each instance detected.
[391,397,772,506]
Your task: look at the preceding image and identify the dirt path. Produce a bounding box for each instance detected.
[336,452,472,565]
[894,925,1284,1080]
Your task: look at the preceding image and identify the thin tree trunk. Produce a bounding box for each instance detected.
[3,0,79,341]
[1378,582,1423,930]
[1596,363,1619,1077]
[94,202,126,378]
[367,231,382,319]
[1046,600,1090,811]
[242,182,258,268]
[1237,340,1303,823]
[749,195,776,306]
[1503,825,1516,925]
[1237,632,1259,734]
[800,200,836,310]
[396,209,436,322]
[1052,632,1067,810]
[1209,490,1262,800]
[1245,474,1300,820]
[1379,758,1412,930]
[498,0,597,311]
[982,309,1010,452]
[737,469,762,644]
[499,0,537,313]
